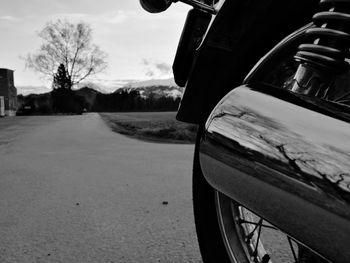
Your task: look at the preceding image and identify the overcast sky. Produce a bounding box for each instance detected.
[0,0,190,91]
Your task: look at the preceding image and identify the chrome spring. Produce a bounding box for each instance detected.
[295,0,350,73]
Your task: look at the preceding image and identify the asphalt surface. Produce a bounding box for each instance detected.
[0,114,201,263]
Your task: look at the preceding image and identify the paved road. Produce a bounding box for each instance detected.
[0,114,201,263]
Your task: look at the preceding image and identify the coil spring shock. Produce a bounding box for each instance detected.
[292,0,350,97]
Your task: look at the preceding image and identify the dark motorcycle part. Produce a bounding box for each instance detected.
[194,123,328,262]
[139,0,216,14]
[139,0,172,13]
[200,83,350,262]
[192,128,232,263]
[173,9,212,87]
[175,0,319,124]
[177,0,217,14]
[292,0,350,95]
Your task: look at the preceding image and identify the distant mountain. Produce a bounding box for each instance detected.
[75,86,99,95]
[123,78,177,88]
[17,85,51,95]
[17,78,183,98]
[74,87,99,110]
[117,85,183,99]
[76,80,131,94]
[120,78,183,99]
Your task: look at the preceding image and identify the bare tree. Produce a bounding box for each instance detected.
[26,19,107,89]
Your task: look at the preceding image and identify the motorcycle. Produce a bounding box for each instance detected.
[140,0,350,262]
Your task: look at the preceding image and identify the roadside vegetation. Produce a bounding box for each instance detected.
[17,87,181,115]
[100,112,197,144]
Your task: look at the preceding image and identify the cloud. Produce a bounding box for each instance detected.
[105,11,128,24]
[47,10,128,25]
[0,15,19,21]
[154,62,171,74]
[145,70,154,77]
[52,13,88,19]
[142,59,172,78]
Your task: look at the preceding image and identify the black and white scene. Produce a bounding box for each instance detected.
[0,0,349,262]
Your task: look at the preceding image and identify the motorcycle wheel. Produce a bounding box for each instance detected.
[193,130,327,263]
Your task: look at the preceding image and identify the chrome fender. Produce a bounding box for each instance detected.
[199,84,350,262]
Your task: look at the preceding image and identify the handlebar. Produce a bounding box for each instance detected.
[140,0,217,14]
[177,0,217,14]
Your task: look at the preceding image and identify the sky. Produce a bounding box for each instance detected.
[0,0,190,94]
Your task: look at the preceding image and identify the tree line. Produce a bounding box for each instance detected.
[17,87,181,115]
[92,90,180,112]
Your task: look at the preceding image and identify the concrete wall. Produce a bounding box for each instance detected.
[0,68,17,116]
[0,96,4,116]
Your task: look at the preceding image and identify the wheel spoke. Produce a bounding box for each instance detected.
[253,219,263,258]
[215,193,325,263]
[245,221,260,241]
[287,236,298,263]
[238,218,278,230]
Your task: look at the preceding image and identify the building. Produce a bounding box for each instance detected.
[0,68,17,116]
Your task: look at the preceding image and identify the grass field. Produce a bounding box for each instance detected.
[100,112,197,144]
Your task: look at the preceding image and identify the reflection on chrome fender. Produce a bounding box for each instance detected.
[199,84,350,262]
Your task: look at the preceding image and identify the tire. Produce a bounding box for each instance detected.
[192,129,327,263]
[192,128,232,263]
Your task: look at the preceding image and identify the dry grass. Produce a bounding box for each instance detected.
[100,112,197,144]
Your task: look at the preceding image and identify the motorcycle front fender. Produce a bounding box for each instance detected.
[199,84,350,262]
